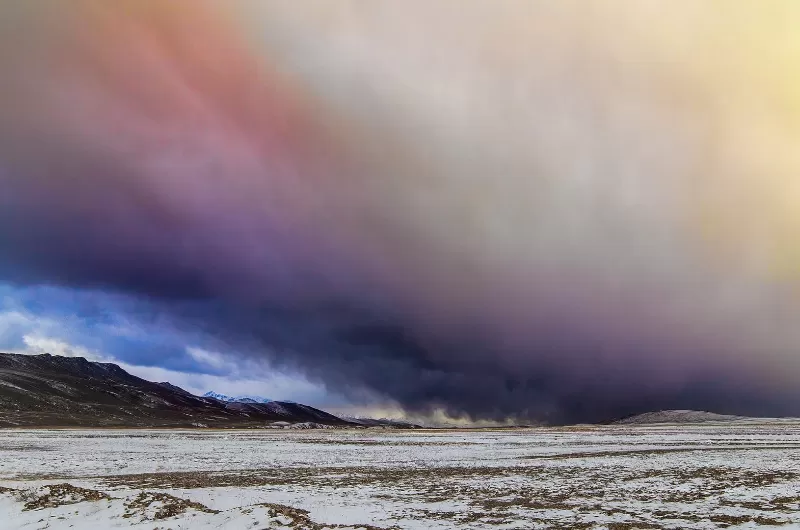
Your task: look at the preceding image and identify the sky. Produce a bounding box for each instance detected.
[2,1,800,424]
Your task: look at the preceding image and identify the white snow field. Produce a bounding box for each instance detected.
[1,423,800,529]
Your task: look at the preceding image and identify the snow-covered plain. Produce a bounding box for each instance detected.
[1,423,800,529]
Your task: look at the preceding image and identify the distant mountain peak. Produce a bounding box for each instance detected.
[202,391,272,404]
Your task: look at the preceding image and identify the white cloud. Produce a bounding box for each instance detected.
[22,335,110,363]
[185,347,238,373]
[0,310,60,346]
[0,311,31,339]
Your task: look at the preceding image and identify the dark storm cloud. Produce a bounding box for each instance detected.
[2,1,800,423]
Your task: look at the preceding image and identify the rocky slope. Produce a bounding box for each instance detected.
[0,352,353,428]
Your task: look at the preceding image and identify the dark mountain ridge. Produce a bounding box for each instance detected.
[0,352,352,428]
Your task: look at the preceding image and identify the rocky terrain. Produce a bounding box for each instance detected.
[0,352,352,428]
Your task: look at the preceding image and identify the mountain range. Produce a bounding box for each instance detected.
[4,351,767,429]
[0,352,359,428]
[202,391,273,404]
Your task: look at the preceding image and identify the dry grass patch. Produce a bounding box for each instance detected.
[20,483,111,511]
[259,502,401,530]
[123,491,219,520]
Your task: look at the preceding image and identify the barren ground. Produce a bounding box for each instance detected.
[1,423,799,529]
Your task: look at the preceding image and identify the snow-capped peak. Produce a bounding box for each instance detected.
[202,391,272,404]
